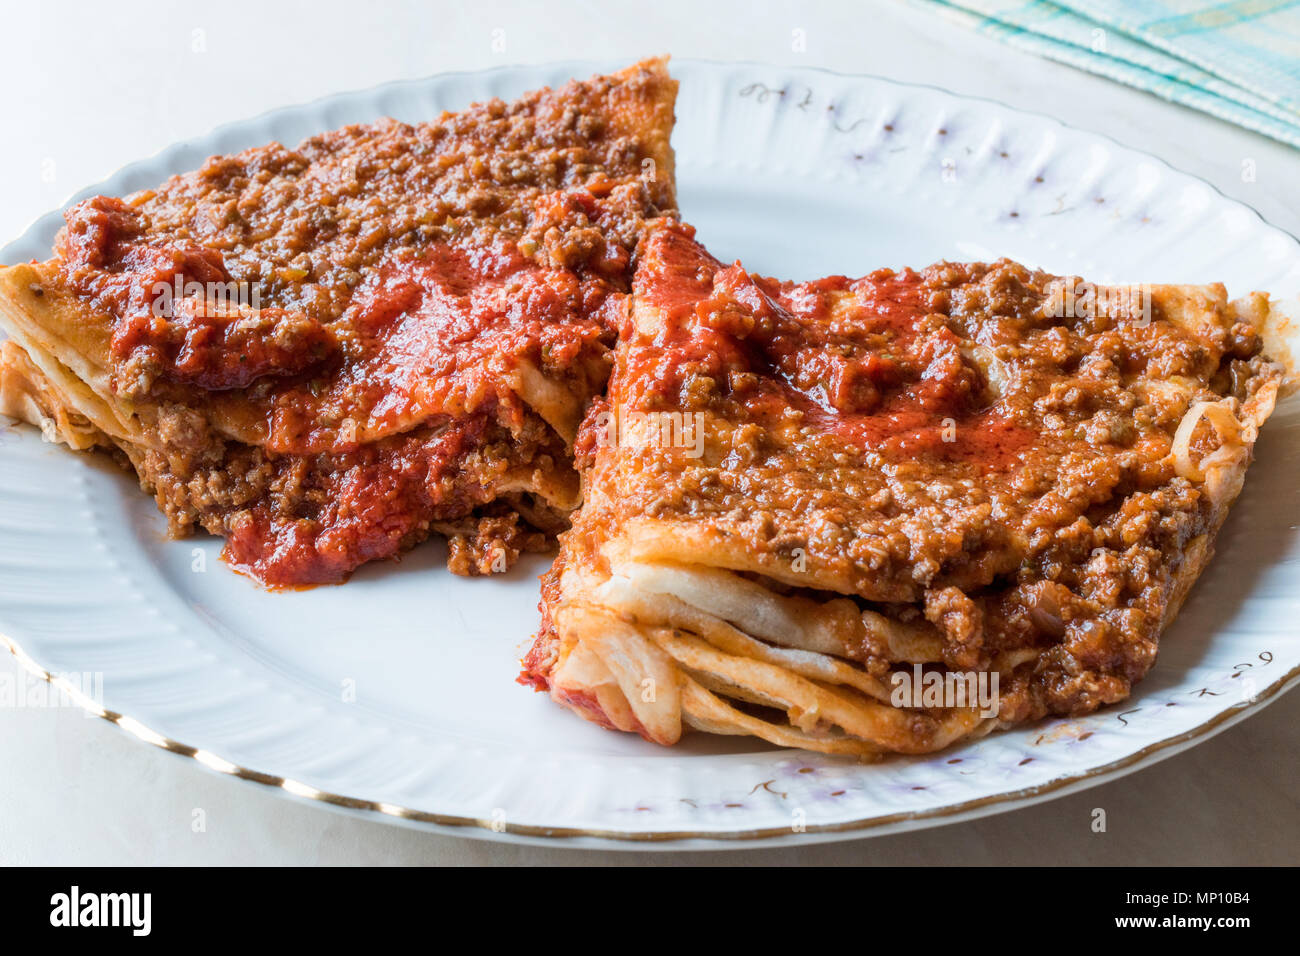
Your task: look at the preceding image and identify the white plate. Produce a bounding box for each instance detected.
[3,59,1299,848]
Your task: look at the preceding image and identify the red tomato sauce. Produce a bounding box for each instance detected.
[628,223,1036,470]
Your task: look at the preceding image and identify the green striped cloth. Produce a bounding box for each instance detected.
[911,0,1300,148]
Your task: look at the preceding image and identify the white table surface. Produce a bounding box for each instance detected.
[1,0,1297,865]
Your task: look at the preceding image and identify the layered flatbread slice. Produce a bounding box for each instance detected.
[521,221,1293,755]
[0,59,677,586]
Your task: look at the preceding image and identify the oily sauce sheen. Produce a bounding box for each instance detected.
[629,221,1036,470]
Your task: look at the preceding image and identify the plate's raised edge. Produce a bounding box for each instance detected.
[5,628,1296,845]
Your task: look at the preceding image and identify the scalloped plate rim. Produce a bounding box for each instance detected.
[2,58,1298,849]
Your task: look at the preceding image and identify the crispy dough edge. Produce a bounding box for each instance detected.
[0,264,147,448]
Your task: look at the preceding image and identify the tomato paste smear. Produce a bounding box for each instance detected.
[54,197,617,587]
[58,197,339,390]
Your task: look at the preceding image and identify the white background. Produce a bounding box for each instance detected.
[1,0,1296,864]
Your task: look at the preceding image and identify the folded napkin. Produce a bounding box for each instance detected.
[912,0,1300,148]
